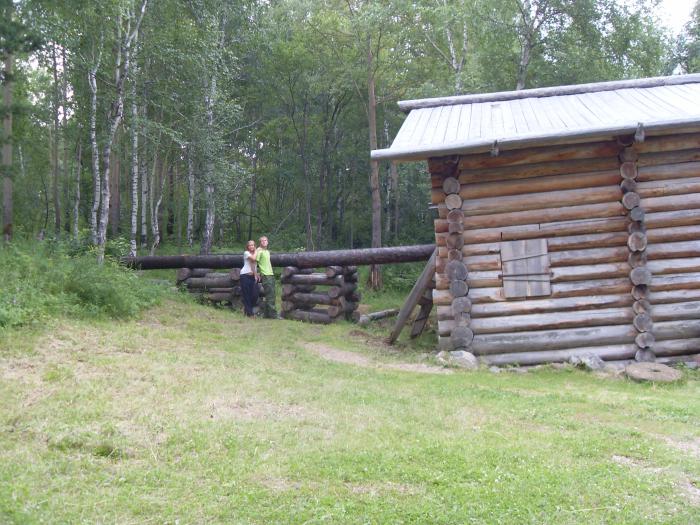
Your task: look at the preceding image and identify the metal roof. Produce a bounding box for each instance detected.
[371,74,700,162]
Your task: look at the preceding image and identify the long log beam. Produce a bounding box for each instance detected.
[122,244,435,270]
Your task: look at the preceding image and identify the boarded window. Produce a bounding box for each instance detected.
[500,239,551,299]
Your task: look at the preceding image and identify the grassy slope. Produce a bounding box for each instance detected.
[0,298,699,524]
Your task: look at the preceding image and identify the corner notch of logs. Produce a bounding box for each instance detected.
[620,146,655,362]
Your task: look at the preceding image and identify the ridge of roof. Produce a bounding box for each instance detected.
[397,73,700,113]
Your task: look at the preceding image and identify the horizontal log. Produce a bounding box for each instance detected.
[470,307,633,334]
[433,170,620,202]
[176,268,212,282]
[650,288,700,303]
[454,140,620,172]
[648,240,700,259]
[637,177,700,199]
[646,224,700,243]
[462,202,626,230]
[328,283,358,299]
[185,277,236,289]
[437,318,469,337]
[288,292,341,307]
[647,257,700,275]
[124,245,435,270]
[642,193,700,213]
[470,294,633,317]
[283,274,344,286]
[281,284,316,297]
[637,149,700,168]
[471,324,636,355]
[650,272,700,291]
[480,344,638,366]
[325,265,358,278]
[468,278,631,304]
[654,319,700,340]
[646,209,700,229]
[637,161,700,182]
[459,186,620,217]
[635,332,655,349]
[458,157,619,185]
[284,309,334,324]
[634,133,700,154]
[282,266,314,278]
[653,338,700,357]
[652,301,700,321]
[354,309,399,325]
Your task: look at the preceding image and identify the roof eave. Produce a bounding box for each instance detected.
[371,117,700,163]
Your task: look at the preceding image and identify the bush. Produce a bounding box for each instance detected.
[0,241,165,329]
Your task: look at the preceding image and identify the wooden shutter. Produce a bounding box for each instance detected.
[500,239,551,299]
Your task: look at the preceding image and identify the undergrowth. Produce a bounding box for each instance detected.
[0,239,167,329]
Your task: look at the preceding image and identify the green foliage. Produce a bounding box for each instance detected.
[0,241,165,329]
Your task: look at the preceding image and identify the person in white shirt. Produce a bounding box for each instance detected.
[240,240,259,317]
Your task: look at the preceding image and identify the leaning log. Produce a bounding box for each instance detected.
[122,244,435,270]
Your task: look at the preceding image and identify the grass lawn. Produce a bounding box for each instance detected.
[1,294,699,524]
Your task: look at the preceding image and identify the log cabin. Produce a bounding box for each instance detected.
[372,74,700,366]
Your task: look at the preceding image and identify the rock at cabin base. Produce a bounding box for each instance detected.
[449,350,478,370]
[436,351,450,366]
[569,354,605,371]
[625,362,682,383]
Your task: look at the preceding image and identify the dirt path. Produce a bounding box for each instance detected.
[304,343,452,375]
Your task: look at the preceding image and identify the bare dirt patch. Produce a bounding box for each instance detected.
[304,343,451,375]
[612,455,700,506]
[660,435,700,459]
[206,396,310,421]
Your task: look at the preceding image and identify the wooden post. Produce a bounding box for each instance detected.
[387,249,437,344]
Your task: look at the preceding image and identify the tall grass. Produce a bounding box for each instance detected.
[0,239,166,329]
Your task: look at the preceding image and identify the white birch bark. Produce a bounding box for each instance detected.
[186,147,194,248]
[72,142,81,240]
[88,42,101,245]
[96,1,148,262]
[199,74,216,255]
[129,70,139,257]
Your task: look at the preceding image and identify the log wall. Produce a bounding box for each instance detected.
[429,133,700,365]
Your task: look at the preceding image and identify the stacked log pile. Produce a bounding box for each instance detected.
[177,267,244,305]
[281,266,360,323]
[429,131,700,366]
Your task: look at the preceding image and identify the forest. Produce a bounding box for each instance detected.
[1,0,699,268]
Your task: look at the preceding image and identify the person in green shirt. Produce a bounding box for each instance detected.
[255,236,280,319]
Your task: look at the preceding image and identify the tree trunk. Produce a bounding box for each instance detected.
[150,158,166,256]
[51,44,61,235]
[88,44,101,245]
[186,147,194,248]
[96,2,147,262]
[366,39,382,289]
[200,72,217,255]
[73,141,81,240]
[248,155,256,240]
[109,149,120,237]
[129,75,138,256]
[2,54,13,242]
[200,183,215,255]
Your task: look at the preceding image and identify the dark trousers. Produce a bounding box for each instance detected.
[260,275,277,318]
[240,274,258,316]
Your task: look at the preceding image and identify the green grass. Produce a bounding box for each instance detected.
[1,295,699,523]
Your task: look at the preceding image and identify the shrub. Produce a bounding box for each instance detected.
[0,241,165,329]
